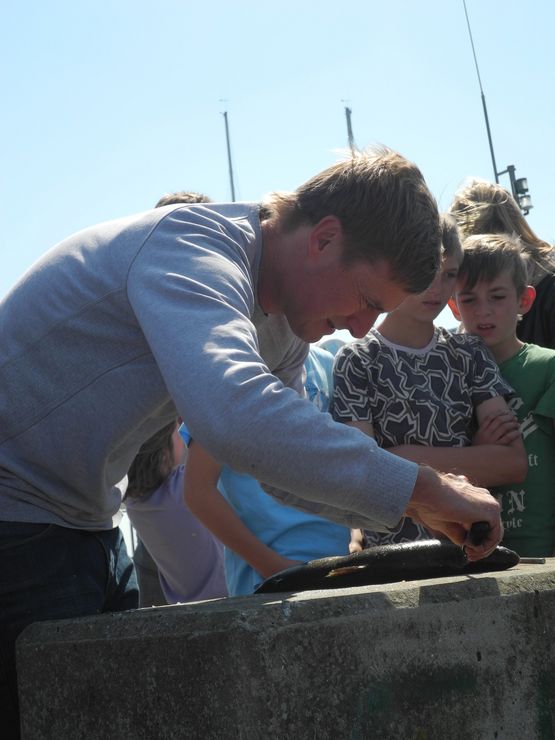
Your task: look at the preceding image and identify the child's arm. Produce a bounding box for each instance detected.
[346,396,528,487]
[184,441,302,579]
[392,395,526,486]
[472,408,521,446]
[349,528,365,553]
[345,423,387,547]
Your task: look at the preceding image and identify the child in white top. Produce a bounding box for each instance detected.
[333,216,527,547]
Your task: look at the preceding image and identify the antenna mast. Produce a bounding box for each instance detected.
[462,0,533,213]
[220,107,236,202]
[341,102,356,155]
[462,0,498,182]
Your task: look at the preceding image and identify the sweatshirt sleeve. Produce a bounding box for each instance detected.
[126,208,417,530]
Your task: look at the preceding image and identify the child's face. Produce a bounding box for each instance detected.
[394,253,460,323]
[453,268,522,353]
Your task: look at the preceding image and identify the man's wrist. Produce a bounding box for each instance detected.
[406,465,442,520]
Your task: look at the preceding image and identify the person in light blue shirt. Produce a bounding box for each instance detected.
[183,345,351,595]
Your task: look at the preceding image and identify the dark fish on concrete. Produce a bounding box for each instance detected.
[254,539,520,594]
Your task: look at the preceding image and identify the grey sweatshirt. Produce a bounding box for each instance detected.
[0,203,417,530]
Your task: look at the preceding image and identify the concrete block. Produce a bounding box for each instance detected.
[17,561,555,739]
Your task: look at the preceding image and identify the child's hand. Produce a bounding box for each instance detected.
[261,554,304,578]
[473,410,520,446]
[349,528,365,553]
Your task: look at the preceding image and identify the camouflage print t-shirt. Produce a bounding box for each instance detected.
[332,327,513,546]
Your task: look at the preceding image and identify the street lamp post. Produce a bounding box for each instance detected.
[462,0,533,215]
[496,165,533,216]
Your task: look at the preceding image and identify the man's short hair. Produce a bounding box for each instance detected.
[440,213,463,263]
[155,191,212,208]
[458,233,530,296]
[262,147,441,294]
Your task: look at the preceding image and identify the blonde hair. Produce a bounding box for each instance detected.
[440,213,463,262]
[261,146,441,294]
[449,178,554,285]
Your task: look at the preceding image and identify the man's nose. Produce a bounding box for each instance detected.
[346,308,381,338]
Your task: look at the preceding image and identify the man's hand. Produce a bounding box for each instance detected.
[405,466,503,561]
[473,410,520,446]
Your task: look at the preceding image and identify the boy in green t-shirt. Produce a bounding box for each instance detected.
[450,234,555,557]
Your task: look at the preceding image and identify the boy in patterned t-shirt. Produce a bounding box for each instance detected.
[333,216,528,547]
[450,234,555,557]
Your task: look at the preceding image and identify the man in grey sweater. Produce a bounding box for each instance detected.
[0,148,502,735]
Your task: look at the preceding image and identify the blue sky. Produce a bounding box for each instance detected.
[1,0,553,327]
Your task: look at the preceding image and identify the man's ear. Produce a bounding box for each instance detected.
[519,285,536,316]
[447,297,462,321]
[307,216,343,259]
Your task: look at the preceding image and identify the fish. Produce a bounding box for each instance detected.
[254,539,520,594]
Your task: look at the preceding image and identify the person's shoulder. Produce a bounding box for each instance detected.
[162,201,258,222]
[505,344,555,392]
[515,344,555,404]
[437,328,502,374]
[124,464,186,515]
[334,330,383,363]
[521,342,555,367]
[317,336,346,357]
[149,202,262,257]
[196,202,262,235]
[308,344,335,365]
[305,345,334,390]
[437,326,486,353]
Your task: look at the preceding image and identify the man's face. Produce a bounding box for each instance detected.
[283,255,410,343]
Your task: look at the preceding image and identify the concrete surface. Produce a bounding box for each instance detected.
[17,560,555,739]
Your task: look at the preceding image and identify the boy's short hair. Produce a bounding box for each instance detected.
[155,191,212,207]
[262,146,441,295]
[458,233,530,296]
[440,213,463,262]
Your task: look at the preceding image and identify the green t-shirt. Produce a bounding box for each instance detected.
[495,343,555,557]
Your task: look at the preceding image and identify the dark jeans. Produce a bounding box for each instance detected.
[0,522,139,739]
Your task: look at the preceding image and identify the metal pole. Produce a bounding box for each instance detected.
[480,93,499,183]
[497,165,517,198]
[222,111,236,202]
[506,164,518,200]
[497,165,529,213]
[463,0,499,182]
[344,106,356,155]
